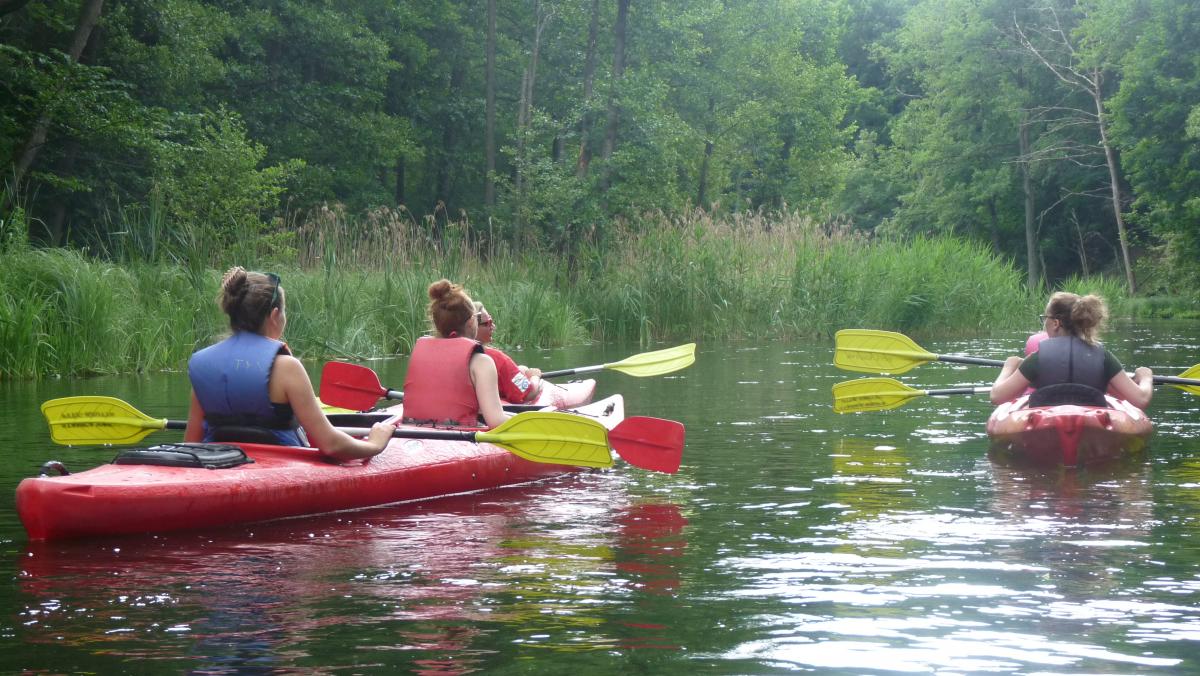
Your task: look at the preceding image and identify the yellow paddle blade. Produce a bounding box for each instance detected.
[606,343,696,377]
[1170,364,1200,395]
[41,396,167,445]
[834,329,936,374]
[479,412,614,468]
[832,377,924,414]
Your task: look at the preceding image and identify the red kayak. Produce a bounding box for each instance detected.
[987,394,1152,467]
[18,396,623,541]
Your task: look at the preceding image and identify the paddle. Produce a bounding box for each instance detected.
[41,397,687,473]
[834,329,1003,373]
[835,329,1200,395]
[41,395,612,468]
[320,361,403,410]
[832,377,991,414]
[319,343,697,411]
[319,361,541,412]
[540,343,697,379]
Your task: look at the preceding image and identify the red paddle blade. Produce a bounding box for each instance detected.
[319,361,387,411]
[608,416,685,474]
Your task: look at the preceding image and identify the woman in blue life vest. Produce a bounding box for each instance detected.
[990,292,1153,408]
[184,267,396,460]
[401,280,510,428]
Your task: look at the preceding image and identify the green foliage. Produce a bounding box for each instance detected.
[0,249,215,378]
[1106,0,1200,274]
[150,108,301,255]
[790,232,1032,334]
[1054,274,1131,318]
[2,0,1199,305]
[1,213,1043,378]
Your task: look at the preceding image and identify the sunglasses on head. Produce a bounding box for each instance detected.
[266,272,281,308]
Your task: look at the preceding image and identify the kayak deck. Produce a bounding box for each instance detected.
[986,394,1152,467]
[17,395,623,541]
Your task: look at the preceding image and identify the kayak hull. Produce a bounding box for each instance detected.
[986,394,1152,467]
[17,396,623,541]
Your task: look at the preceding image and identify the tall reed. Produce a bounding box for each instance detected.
[570,211,1034,342]
[2,208,1090,378]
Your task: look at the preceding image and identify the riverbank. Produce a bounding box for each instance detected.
[2,211,1056,379]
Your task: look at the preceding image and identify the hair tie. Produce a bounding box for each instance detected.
[449,330,458,338]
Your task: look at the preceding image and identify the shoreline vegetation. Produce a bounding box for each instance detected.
[3,209,1184,381]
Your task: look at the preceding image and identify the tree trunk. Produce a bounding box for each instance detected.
[514,2,549,204]
[11,0,105,202]
[987,199,1001,253]
[697,96,715,207]
[600,0,630,191]
[436,62,466,208]
[1019,118,1039,290]
[484,0,497,207]
[575,0,600,178]
[1070,209,1089,277]
[776,129,793,210]
[514,68,530,198]
[395,156,406,206]
[1092,71,1136,294]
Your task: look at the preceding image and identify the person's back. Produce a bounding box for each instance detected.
[400,280,510,429]
[991,292,1153,409]
[189,330,303,445]
[184,267,395,460]
[402,335,484,427]
[1026,335,1110,392]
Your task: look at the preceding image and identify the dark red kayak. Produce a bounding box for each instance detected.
[987,394,1152,467]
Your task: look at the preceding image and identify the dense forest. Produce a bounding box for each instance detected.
[1,0,1197,294]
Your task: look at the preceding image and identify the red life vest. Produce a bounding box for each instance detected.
[402,336,484,427]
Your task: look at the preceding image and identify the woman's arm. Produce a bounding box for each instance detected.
[518,366,545,403]
[470,352,511,428]
[184,391,205,442]
[1107,367,1153,409]
[990,355,1030,404]
[273,355,395,461]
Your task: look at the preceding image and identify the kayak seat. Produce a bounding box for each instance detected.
[112,443,253,470]
[1026,383,1109,408]
[210,425,288,445]
[326,413,394,427]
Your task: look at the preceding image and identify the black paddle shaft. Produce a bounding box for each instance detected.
[938,354,1006,368]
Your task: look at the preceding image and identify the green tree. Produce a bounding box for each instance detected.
[1103,0,1200,290]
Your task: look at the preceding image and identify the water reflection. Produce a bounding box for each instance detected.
[5,327,1200,673]
[715,439,1187,673]
[11,474,690,672]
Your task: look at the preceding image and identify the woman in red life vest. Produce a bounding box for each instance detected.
[184,267,396,461]
[990,292,1153,407]
[473,302,545,404]
[401,280,510,428]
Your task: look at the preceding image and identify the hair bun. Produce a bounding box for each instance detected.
[428,279,453,301]
[1070,293,1108,335]
[220,266,249,297]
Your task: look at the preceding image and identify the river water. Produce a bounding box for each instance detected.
[2,322,1199,674]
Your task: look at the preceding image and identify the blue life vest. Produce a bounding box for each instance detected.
[401,336,484,427]
[188,332,304,446]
